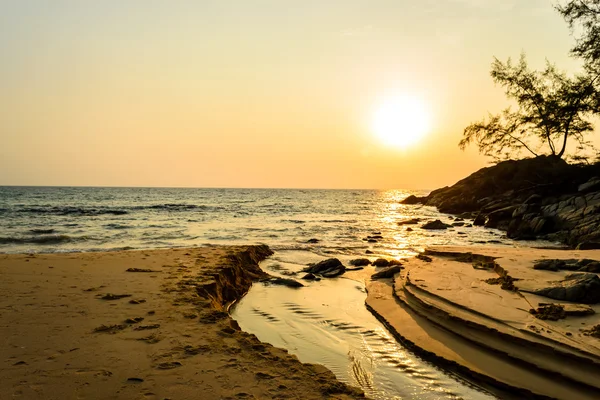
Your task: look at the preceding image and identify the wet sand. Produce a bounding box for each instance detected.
[366,246,600,400]
[0,245,363,399]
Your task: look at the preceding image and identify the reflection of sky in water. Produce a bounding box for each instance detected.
[233,253,497,400]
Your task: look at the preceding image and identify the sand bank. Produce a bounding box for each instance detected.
[0,245,363,399]
[366,246,600,400]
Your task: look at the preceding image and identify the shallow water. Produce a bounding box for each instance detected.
[232,251,498,400]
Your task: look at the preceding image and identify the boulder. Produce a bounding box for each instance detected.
[371,265,402,280]
[321,267,345,278]
[578,177,600,193]
[365,250,373,254]
[349,258,371,266]
[372,258,390,267]
[401,195,422,205]
[473,213,486,226]
[301,273,318,280]
[527,273,600,304]
[306,238,319,244]
[305,258,342,274]
[264,277,304,288]
[577,242,600,250]
[397,218,421,225]
[421,219,451,230]
[304,258,346,278]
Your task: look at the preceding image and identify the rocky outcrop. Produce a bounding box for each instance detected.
[522,273,600,304]
[403,156,600,248]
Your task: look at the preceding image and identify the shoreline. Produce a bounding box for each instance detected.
[0,245,363,399]
[365,245,600,400]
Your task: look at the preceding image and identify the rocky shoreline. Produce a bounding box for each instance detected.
[402,156,600,249]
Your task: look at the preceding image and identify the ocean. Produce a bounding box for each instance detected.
[0,186,549,255]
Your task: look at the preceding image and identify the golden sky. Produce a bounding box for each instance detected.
[0,1,588,189]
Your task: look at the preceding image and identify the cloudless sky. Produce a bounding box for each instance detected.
[0,0,589,189]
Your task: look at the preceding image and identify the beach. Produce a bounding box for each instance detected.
[0,245,363,400]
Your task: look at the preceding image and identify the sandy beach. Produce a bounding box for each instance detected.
[0,245,363,400]
[366,246,600,400]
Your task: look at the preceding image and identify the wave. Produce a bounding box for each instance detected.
[29,228,56,234]
[19,206,128,216]
[0,234,88,245]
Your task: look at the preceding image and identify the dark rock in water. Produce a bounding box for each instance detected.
[401,195,422,205]
[388,259,402,266]
[406,227,413,232]
[372,258,390,267]
[304,258,346,278]
[421,219,451,230]
[349,258,371,266]
[367,239,378,243]
[372,231,381,235]
[533,259,566,271]
[321,267,345,278]
[306,238,319,244]
[365,250,374,254]
[533,258,600,273]
[301,273,318,280]
[397,218,421,225]
[452,222,465,227]
[577,242,600,250]
[368,235,384,239]
[527,273,600,304]
[304,258,342,274]
[465,223,473,228]
[264,277,304,288]
[371,265,402,280]
[473,213,486,226]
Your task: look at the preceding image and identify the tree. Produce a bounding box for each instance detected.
[459,55,598,161]
[557,1,600,72]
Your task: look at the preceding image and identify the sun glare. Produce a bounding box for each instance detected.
[372,95,431,148]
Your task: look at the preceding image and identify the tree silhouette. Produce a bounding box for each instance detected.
[558,1,600,72]
[459,55,598,161]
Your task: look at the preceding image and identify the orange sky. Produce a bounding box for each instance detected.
[0,1,591,189]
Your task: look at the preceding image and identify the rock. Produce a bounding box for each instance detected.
[401,195,422,205]
[563,303,596,317]
[452,222,465,227]
[321,267,345,278]
[528,273,600,304]
[577,242,600,250]
[524,194,543,204]
[346,266,364,271]
[421,219,451,230]
[473,213,486,226]
[306,238,319,244]
[264,277,304,288]
[304,258,343,274]
[388,259,403,266]
[533,259,565,271]
[372,258,390,267]
[371,265,402,279]
[301,273,318,280]
[365,250,373,254]
[406,227,413,232]
[126,268,157,273]
[416,254,432,262]
[578,177,600,193]
[349,258,371,266]
[368,235,384,239]
[397,218,421,225]
[485,206,517,229]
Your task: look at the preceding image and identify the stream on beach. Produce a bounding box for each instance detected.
[232,250,497,400]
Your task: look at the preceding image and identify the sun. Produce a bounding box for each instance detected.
[372,95,431,148]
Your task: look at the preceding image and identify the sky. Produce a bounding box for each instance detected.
[0,0,590,189]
